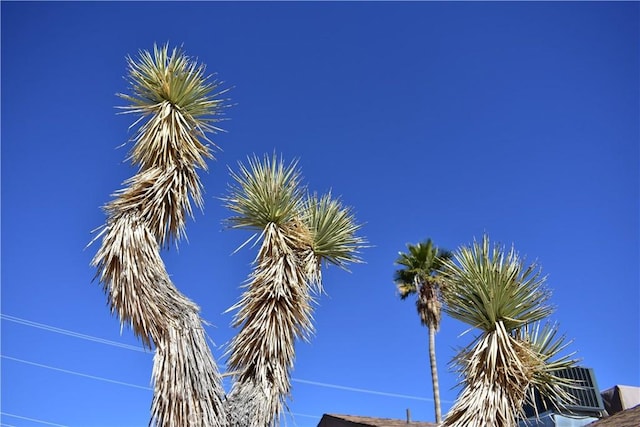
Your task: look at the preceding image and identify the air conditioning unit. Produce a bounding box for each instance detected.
[523,367,606,419]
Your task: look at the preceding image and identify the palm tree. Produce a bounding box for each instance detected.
[91,44,229,427]
[439,235,579,427]
[393,239,452,424]
[224,154,365,427]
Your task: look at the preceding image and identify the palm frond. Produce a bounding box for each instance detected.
[396,281,417,299]
[416,279,442,330]
[225,154,305,231]
[394,240,452,284]
[393,239,451,324]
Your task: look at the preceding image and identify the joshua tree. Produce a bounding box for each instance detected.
[393,239,452,424]
[223,154,365,427]
[91,44,228,427]
[440,235,578,427]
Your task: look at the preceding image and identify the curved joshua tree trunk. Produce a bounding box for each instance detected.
[91,44,228,427]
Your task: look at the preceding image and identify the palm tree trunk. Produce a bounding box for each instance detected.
[428,324,442,424]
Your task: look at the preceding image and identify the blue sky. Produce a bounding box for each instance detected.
[2,2,638,426]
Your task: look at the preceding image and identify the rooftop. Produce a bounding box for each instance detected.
[588,404,640,427]
[318,414,438,427]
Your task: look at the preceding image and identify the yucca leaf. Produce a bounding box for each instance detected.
[225,154,305,231]
[520,322,580,416]
[441,235,553,332]
[118,43,228,172]
[303,192,365,270]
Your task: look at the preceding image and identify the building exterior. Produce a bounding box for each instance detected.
[588,385,640,427]
[599,385,640,416]
[318,413,438,427]
[587,404,640,427]
[317,374,639,427]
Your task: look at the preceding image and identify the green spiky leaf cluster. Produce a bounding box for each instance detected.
[119,43,228,173]
[225,154,305,230]
[304,192,364,270]
[119,43,227,129]
[521,322,579,415]
[442,236,552,333]
[225,153,366,269]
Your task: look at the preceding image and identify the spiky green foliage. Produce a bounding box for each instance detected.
[442,236,553,333]
[520,322,579,416]
[225,154,305,231]
[114,43,228,248]
[92,44,227,427]
[440,235,579,427]
[302,192,365,294]
[119,43,227,158]
[393,239,452,423]
[224,155,365,427]
[304,192,365,270]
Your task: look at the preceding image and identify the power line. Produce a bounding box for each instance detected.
[2,314,442,403]
[1,355,152,391]
[0,358,319,427]
[0,314,147,353]
[289,413,321,420]
[291,378,443,402]
[1,412,69,427]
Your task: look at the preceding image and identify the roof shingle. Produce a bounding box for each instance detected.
[318,414,438,427]
[587,404,640,427]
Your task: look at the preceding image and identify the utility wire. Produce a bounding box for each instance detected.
[1,412,69,427]
[1,355,152,391]
[2,314,444,403]
[291,378,442,402]
[0,314,147,353]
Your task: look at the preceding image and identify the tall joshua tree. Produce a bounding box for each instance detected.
[224,154,366,427]
[440,235,579,427]
[91,44,228,427]
[393,239,452,424]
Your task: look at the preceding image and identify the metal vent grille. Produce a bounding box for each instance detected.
[557,366,605,414]
[522,367,605,418]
